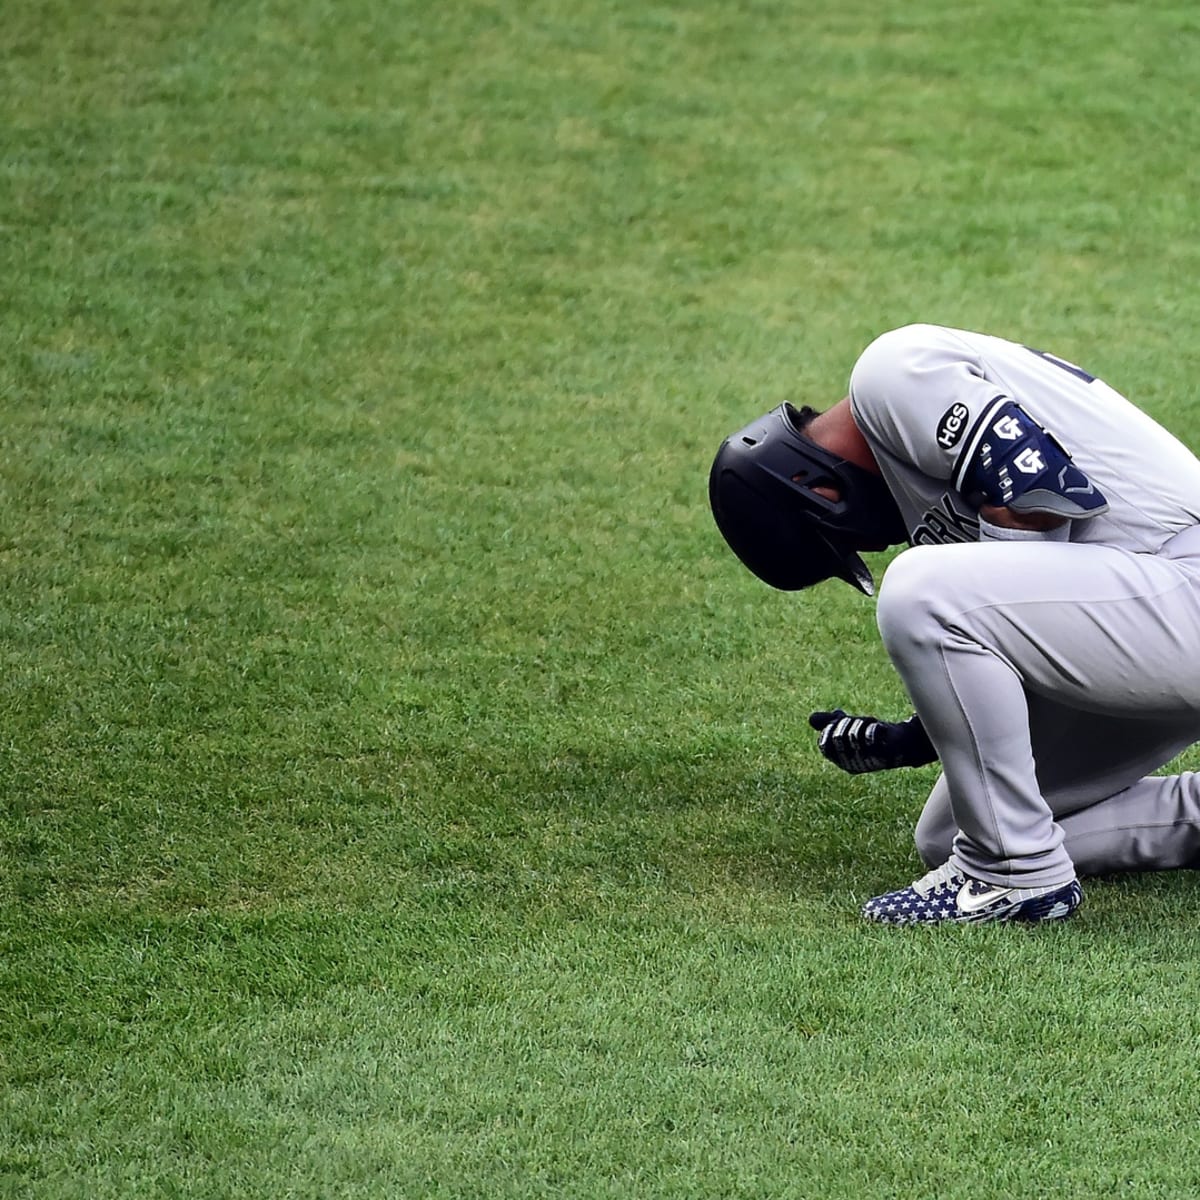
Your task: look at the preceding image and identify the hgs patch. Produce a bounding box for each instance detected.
[936,402,970,450]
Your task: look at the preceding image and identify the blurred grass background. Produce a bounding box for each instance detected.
[5,2,1200,1196]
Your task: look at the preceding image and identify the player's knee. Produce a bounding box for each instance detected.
[876,546,948,659]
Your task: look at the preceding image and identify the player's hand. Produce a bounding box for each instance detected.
[808,709,938,774]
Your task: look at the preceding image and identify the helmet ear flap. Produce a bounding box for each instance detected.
[709,468,860,591]
[708,404,905,594]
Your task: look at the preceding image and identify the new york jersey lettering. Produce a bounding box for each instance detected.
[912,493,980,546]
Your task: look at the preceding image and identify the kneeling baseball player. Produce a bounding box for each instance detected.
[709,324,1200,925]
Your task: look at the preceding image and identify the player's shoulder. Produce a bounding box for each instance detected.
[852,324,980,377]
[848,324,983,425]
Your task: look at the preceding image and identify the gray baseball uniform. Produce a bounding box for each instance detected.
[848,324,1200,886]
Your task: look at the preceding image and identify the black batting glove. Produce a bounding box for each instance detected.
[808,709,938,774]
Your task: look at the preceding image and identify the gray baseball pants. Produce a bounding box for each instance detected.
[876,526,1200,888]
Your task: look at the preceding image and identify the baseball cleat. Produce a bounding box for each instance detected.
[862,860,1082,926]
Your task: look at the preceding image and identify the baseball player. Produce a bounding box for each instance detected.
[709,323,1200,925]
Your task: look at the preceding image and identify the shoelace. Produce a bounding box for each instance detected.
[912,861,964,897]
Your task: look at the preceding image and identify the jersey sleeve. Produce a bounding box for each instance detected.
[847,324,1007,481]
[848,325,1108,520]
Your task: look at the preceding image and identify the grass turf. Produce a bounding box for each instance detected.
[6,1,1200,1196]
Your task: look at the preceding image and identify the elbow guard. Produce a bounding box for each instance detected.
[955,398,1108,519]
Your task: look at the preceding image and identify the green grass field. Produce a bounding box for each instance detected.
[7,1,1200,1196]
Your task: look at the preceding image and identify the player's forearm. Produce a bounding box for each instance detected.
[978,503,1067,532]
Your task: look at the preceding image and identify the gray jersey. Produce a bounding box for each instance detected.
[847,324,1200,550]
[844,325,1200,895]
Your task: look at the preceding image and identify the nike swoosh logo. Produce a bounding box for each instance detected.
[956,881,1016,915]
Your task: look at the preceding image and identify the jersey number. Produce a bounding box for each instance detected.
[1025,346,1096,384]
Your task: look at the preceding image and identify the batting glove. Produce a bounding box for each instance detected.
[808,709,937,774]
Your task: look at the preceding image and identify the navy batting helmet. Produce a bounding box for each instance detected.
[708,403,907,595]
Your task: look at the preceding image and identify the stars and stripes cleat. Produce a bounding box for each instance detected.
[862,860,1082,926]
